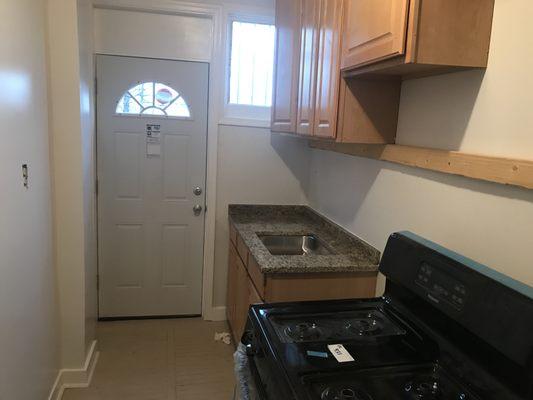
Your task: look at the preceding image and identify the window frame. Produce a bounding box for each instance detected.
[221,13,275,127]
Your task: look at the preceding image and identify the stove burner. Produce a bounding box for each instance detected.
[345,313,383,336]
[321,385,373,400]
[270,308,407,343]
[404,378,441,399]
[285,322,326,341]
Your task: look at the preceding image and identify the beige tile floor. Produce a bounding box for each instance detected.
[62,318,236,400]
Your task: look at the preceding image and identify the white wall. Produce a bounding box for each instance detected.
[306,0,533,290]
[0,0,60,398]
[213,128,309,305]
[94,8,213,62]
[47,0,97,368]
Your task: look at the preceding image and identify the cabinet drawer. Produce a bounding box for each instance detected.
[264,272,378,303]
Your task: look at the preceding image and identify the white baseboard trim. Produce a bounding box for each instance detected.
[204,306,227,322]
[48,340,99,400]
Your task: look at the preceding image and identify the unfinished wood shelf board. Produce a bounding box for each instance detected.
[309,142,533,190]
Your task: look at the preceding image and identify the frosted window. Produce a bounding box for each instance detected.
[229,21,275,107]
[116,82,191,117]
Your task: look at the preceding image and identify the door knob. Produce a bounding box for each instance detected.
[193,205,203,216]
[193,186,203,196]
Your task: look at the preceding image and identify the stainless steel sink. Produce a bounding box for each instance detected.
[258,234,334,256]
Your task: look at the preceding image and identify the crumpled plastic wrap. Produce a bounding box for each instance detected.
[214,331,232,345]
[234,343,258,400]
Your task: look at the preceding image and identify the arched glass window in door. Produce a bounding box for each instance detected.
[116,82,191,118]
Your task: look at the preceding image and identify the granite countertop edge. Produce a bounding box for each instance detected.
[228,204,381,275]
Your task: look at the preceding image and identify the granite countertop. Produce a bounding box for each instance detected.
[228,205,380,274]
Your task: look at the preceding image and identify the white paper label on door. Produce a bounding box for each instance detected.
[146,140,161,157]
[327,344,355,363]
[146,124,161,138]
[146,124,161,157]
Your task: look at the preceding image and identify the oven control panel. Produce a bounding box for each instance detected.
[415,262,467,311]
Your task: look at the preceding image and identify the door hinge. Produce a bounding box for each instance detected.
[95,179,99,196]
[96,274,100,291]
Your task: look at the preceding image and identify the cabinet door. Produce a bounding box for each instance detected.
[271,0,301,133]
[341,0,410,69]
[248,279,263,306]
[234,254,250,341]
[296,0,320,136]
[314,0,343,139]
[226,243,238,333]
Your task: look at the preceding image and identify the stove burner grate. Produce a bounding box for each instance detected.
[345,313,384,336]
[321,385,373,400]
[270,308,407,343]
[285,322,327,341]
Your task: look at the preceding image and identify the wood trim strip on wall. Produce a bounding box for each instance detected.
[309,141,533,190]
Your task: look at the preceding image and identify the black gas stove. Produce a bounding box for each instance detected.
[242,232,533,400]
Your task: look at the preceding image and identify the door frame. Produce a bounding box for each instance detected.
[93,0,226,321]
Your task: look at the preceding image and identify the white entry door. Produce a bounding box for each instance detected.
[96,55,208,318]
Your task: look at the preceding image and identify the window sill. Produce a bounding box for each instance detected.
[218,117,271,129]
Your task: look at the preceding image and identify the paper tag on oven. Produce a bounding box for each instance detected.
[327,344,355,363]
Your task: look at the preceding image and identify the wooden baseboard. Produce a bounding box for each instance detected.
[310,142,533,190]
[48,341,99,400]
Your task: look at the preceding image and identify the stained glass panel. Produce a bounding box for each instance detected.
[116,82,191,118]
[165,97,191,118]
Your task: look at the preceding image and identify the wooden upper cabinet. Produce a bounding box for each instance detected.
[272,0,344,139]
[341,0,495,78]
[337,78,401,144]
[409,0,495,68]
[296,0,320,136]
[271,0,301,133]
[314,0,343,139]
[341,0,410,70]
[271,0,495,144]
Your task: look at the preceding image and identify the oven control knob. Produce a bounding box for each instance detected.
[245,343,256,356]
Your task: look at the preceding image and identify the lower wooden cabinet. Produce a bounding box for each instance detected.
[227,243,251,342]
[226,244,237,332]
[226,229,378,343]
